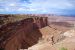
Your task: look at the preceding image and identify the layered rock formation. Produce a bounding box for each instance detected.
[0,17,48,50]
[0,15,75,50]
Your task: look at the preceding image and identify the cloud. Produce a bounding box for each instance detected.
[18,8,29,11]
[30,0,74,9]
[9,3,16,7]
[0,0,75,15]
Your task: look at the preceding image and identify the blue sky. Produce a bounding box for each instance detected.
[0,0,75,16]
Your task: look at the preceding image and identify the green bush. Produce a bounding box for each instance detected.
[59,47,67,50]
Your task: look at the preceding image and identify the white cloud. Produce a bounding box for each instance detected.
[9,3,16,6]
[18,8,26,11]
[29,8,37,11]
[17,8,38,12]
[0,0,75,14]
[18,8,30,11]
[30,0,74,9]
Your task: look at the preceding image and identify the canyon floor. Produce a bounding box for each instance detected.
[0,14,75,50]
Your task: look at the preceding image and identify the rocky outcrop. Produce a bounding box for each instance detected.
[63,29,75,37]
[0,17,48,50]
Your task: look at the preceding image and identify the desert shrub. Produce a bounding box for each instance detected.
[59,47,67,50]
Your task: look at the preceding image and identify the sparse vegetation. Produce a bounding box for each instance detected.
[59,47,68,50]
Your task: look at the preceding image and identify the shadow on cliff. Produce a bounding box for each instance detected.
[20,18,42,49]
[21,29,42,49]
[0,18,43,50]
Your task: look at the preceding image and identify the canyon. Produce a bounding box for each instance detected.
[0,14,75,50]
[0,15,48,50]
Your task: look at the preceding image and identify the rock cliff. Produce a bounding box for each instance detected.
[0,17,48,50]
[0,15,74,50]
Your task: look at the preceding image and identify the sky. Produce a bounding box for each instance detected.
[0,0,75,16]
